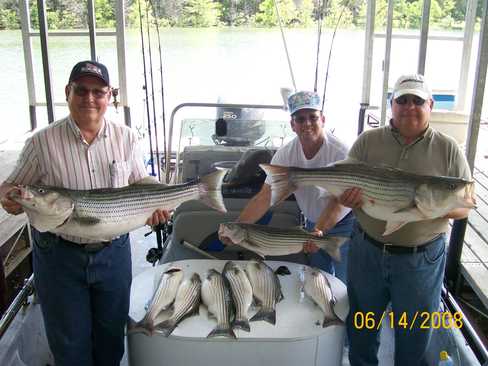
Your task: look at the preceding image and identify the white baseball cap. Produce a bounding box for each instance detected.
[392,74,432,100]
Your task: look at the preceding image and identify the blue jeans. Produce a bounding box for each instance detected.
[32,230,132,366]
[346,225,446,366]
[305,212,354,283]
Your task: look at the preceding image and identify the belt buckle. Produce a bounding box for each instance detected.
[383,243,393,254]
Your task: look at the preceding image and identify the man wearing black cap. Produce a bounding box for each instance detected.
[340,74,472,365]
[0,61,169,366]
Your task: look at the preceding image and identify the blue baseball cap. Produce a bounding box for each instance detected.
[287,91,322,115]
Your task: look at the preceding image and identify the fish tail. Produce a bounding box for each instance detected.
[322,316,344,328]
[199,169,228,213]
[233,318,251,332]
[250,307,276,325]
[207,324,237,339]
[154,318,178,337]
[259,164,294,206]
[320,236,348,262]
[126,316,153,337]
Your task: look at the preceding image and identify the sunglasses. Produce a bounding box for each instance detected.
[293,114,321,124]
[71,83,110,99]
[395,95,426,106]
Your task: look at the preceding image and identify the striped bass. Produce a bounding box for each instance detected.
[201,269,236,339]
[156,273,202,337]
[129,267,184,335]
[219,223,347,260]
[10,170,227,241]
[304,267,342,327]
[223,261,253,332]
[260,162,476,235]
[245,260,283,325]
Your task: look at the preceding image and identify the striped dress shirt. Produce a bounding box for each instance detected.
[6,115,148,243]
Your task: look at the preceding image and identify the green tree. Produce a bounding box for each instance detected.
[179,0,221,26]
[255,0,298,27]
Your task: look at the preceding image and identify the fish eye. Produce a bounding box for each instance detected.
[37,188,45,193]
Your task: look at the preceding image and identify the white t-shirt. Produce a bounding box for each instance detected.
[265,130,351,224]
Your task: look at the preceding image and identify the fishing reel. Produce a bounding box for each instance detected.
[145,220,173,266]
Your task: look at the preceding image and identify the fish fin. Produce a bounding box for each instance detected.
[154,318,177,337]
[259,164,295,206]
[74,216,101,226]
[207,325,237,339]
[233,318,251,332]
[250,308,276,325]
[383,221,408,236]
[199,169,228,213]
[134,176,164,185]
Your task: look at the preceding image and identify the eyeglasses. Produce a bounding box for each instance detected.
[395,95,426,106]
[293,114,321,124]
[71,83,110,99]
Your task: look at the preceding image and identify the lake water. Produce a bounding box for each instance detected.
[0,28,486,147]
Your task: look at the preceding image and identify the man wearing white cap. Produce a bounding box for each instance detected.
[220,90,353,281]
[340,74,472,365]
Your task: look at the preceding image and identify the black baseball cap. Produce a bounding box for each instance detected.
[68,60,110,86]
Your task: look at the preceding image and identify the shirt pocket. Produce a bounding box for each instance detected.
[110,160,132,188]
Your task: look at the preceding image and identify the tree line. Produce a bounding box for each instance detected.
[0,0,484,30]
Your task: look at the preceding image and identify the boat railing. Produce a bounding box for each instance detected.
[0,274,34,340]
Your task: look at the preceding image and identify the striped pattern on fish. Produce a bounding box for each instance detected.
[132,267,184,335]
[156,273,202,337]
[11,170,227,241]
[260,162,476,235]
[223,261,253,332]
[219,223,347,261]
[245,260,283,325]
[201,269,236,339]
[304,267,342,327]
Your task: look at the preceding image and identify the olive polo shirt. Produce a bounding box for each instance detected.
[348,122,471,246]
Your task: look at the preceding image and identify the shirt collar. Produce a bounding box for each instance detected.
[68,116,108,145]
[388,119,433,145]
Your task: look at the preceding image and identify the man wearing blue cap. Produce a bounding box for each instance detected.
[220,90,353,281]
[0,60,169,366]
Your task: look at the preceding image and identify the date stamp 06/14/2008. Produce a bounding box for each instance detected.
[352,311,464,330]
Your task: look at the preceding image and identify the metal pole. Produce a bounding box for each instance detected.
[115,0,131,126]
[19,0,37,131]
[456,0,478,111]
[380,0,394,126]
[358,0,376,135]
[87,0,97,61]
[446,0,488,292]
[36,0,55,123]
[417,0,431,74]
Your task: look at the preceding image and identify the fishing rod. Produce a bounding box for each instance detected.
[314,0,328,92]
[138,0,155,177]
[148,0,168,184]
[272,0,297,91]
[321,0,349,111]
[145,0,162,182]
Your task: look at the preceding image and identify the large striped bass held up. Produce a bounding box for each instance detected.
[10,169,227,241]
[155,273,202,337]
[260,162,476,235]
[201,269,236,339]
[219,223,347,261]
[223,261,253,332]
[304,267,342,327]
[245,260,283,325]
